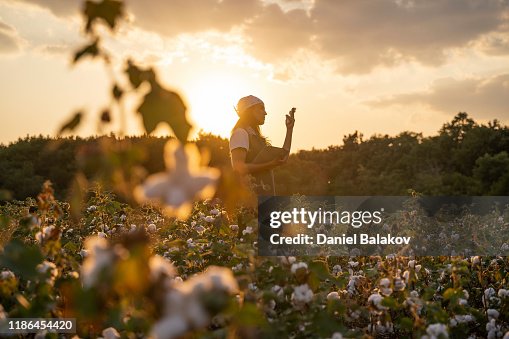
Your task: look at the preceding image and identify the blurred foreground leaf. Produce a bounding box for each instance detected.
[112,84,123,101]
[68,173,89,222]
[0,239,43,280]
[58,112,83,136]
[74,39,99,63]
[126,60,156,89]
[84,0,124,33]
[231,302,266,327]
[137,85,190,143]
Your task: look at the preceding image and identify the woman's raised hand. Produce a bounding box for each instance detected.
[285,107,295,130]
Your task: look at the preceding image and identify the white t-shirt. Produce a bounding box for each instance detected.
[229,128,250,152]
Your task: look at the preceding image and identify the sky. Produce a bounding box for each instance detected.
[1,0,509,152]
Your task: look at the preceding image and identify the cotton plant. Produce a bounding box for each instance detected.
[379,277,393,296]
[80,236,117,289]
[291,284,314,310]
[422,323,449,339]
[134,139,220,220]
[150,266,238,339]
[5,195,509,338]
[74,229,241,338]
[36,261,59,286]
[368,320,394,335]
[367,293,388,312]
[34,225,57,244]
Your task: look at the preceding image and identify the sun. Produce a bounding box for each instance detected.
[185,72,250,139]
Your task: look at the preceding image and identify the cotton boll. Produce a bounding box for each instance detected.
[102,327,120,339]
[291,284,313,309]
[36,261,58,285]
[242,226,253,235]
[332,265,342,275]
[291,262,308,274]
[147,223,157,233]
[149,255,176,282]
[394,278,406,291]
[327,291,340,301]
[272,285,284,297]
[134,140,220,220]
[498,289,509,298]
[81,236,115,288]
[368,293,387,311]
[488,309,500,320]
[151,313,188,339]
[425,323,448,339]
[0,270,15,280]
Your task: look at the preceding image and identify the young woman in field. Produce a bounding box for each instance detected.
[229,95,295,195]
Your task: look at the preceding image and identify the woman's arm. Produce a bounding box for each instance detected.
[231,148,287,175]
[282,128,293,152]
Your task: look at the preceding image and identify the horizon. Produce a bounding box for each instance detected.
[1,110,502,151]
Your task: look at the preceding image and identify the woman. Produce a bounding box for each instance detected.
[229,95,295,195]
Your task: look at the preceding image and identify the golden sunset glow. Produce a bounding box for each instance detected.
[0,0,509,151]
[185,71,251,138]
[2,2,509,337]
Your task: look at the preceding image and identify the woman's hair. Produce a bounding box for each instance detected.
[232,104,262,137]
[231,104,270,145]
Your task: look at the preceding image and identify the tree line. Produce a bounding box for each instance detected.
[1,112,509,200]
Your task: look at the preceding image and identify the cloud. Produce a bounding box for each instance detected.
[0,20,21,53]
[125,0,261,36]
[242,4,314,62]
[0,20,14,31]
[309,0,509,73]
[367,74,509,119]
[36,44,71,55]
[8,0,509,73]
[475,32,509,56]
[240,0,509,73]
[12,0,80,17]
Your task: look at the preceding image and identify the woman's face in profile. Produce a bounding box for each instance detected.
[251,103,267,125]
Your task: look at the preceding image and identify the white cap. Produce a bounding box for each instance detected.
[235,95,263,117]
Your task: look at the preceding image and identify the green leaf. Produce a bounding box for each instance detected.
[365,267,378,278]
[105,200,122,214]
[443,287,463,303]
[58,112,83,135]
[0,239,44,280]
[0,214,9,229]
[137,86,191,143]
[396,317,414,331]
[307,271,320,291]
[308,260,331,280]
[63,241,79,253]
[232,302,266,327]
[381,296,399,310]
[166,239,186,248]
[71,282,100,317]
[73,40,99,64]
[84,0,124,33]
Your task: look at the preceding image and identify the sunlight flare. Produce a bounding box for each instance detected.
[186,72,249,137]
